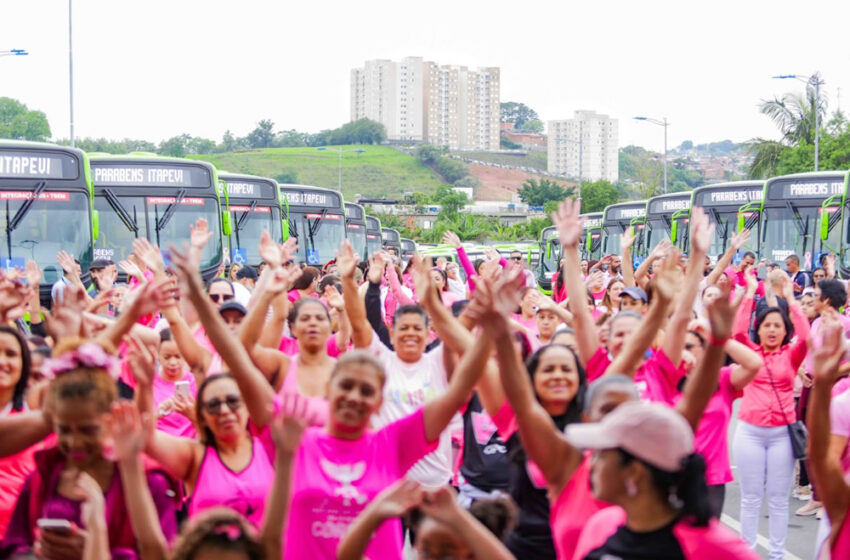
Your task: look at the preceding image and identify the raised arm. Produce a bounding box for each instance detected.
[239,270,296,382]
[338,240,373,349]
[0,411,51,458]
[663,208,713,367]
[551,200,598,365]
[726,339,764,391]
[444,231,477,291]
[676,288,738,431]
[170,245,277,427]
[605,250,676,378]
[478,272,583,494]
[385,254,415,306]
[620,229,637,287]
[706,229,750,287]
[634,240,671,290]
[413,255,473,358]
[732,275,757,343]
[95,278,173,350]
[808,321,850,531]
[785,279,810,368]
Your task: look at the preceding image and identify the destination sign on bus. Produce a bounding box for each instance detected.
[281,190,341,208]
[305,213,341,220]
[93,164,211,188]
[223,180,275,199]
[694,188,763,207]
[583,217,602,229]
[230,205,271,213]
[0,151,77,179]
[146,196,204,205]
[607,206,645,221]
[649,198,689,214]
[0,191,70,202]
[347,223,363,229]
[768,177,845,199]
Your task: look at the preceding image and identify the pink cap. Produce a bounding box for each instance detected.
[563,401,694,472]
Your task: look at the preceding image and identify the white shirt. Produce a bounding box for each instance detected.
[232,282,252,307]
[367,335,453,487]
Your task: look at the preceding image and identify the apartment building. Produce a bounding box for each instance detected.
[351,57,500,151]
[547,111,619,183]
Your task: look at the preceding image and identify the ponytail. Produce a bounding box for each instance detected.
[675,453,710,527]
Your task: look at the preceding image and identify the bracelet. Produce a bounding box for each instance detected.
[709,335,729,347]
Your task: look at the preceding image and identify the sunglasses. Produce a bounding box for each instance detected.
[511,256,523,261]
[202,394,242,415]
[209,293,234,303]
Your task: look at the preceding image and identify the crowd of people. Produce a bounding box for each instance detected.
[0,203,848,559]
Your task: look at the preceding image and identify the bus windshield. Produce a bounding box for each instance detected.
[292,213,345,266]
[761,205,816,263]
[540,238,560,276]
[603,225,624,256]
[95,195,222,270]
[231,205,282,265]
[705,209,737,256]
[643,217,670,254]
[347,225,367,258]
[366,234,382,257]
[0,192,92,281]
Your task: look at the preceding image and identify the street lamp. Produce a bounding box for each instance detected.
[773,73,824,171]
[316,147,366,191]
[68,0,75,147]
[634,116,669,194]
[555,133,582,201]
[0,49,28,57]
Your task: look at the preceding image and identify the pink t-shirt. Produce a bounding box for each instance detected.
[284,408,437,560]
[0,407,43,537]
[633,349,686,406]
[677,366,741,485]
[585,347,612,382]
[152,372,197,439]
[829,388,850,473]
[832,511,850,559]
[278,335,342,358]
[513,314,539,338]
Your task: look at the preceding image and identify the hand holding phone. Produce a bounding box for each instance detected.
[175,380,191,399]
[37,518,73,534]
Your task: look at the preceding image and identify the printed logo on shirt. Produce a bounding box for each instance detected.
[320,459,367,506]
[384,383,438,407]
[471,411,498,445]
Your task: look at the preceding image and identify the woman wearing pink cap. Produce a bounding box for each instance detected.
[565,401,759,559]
[807,321,850,559]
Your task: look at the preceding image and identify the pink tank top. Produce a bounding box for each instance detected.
[280,355,329,427]
[833,512,850,559]
[188,436,274,527]
[205,352,223,377]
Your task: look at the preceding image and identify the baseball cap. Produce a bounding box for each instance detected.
[235,266,258,281]
[218,301,248,316]
[620,286,647,303]
[89,258,114,271]
[563,401,694,472]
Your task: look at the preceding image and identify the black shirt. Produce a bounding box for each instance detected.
[460,393,509,493]
[584,519,686,560]
[504,432,556,560]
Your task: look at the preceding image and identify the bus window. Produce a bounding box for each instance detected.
[145,197,223,270]
[761,205,814,263]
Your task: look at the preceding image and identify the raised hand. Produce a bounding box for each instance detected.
[56,250,81,281]
[132,238,165,275]
[265,267,296,296]
[689,207,714,256]
[442,231,462,249]
[653,248,681,303]
[126,334,157,387]
[189,218,213,250]
[704,284,743,341]
[75,471,106,534]
[650,239,673,260]
[259,231,283,269]
[45,284,87,341]
[550,199,585,248]
[271,393,309,455]
[335,240,359,280]
[167,244,204,296]
[731,228,751,251]
[369,478,424,520]
[412,255,438,305]
[811,322,845,385]
[419,486,465,525]
[119,259,143,280]
[367,252,387,284]
[620,228,637,250]
[25,260,42,287]
[108,400,149,464]
[483,247,501,262]
[125,277,178,318]
[325,287,344,311]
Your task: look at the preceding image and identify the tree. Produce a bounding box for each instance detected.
[187,137,216,154]
[217,130,241,152]
[158,134,191,157]
[521,119,544,133]
[246,119,276,149]
[274,169,298,184]
[434,157,469,184]
[415,144,442,165]
[500,102,539,129]
[0,97,51,141]
[578,180,621,213]
[747,74,827,178]
[517,178,574,207]
[679,140,694,151]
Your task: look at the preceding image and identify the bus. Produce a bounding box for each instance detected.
[640,192,692,258]
[344,202,367,259]
[0,141,96,302]
[580,212,603,261]
[279,184,346,267]
[756,171,847,267]
[601,200,647,263]
[535,226,559,295]
[365,215,383,258]
[690,180,763,258]
[382,227,402,257]
[90,154,226,281]
[400,238,417,260]
[218,172,283,267]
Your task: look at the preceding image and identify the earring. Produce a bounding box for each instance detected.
[625,479,638,498]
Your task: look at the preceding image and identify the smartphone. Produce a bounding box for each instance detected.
[175,381,191,399]
[37,519,72,533]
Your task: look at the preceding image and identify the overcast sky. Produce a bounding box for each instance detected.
[3,0,849,152]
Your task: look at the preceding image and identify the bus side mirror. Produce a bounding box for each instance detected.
[282,220,289,241]
[821,211,830,241]
[671,220,678,243]
[221,212,232,236]
[92,210,100,241]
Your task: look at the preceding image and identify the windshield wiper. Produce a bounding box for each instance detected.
[709,209,728,241]
[235,200,258,232]
[7,181,46,233]
[103,188,139,234]
[785,200,809,237]
[308,209,327,237]
[156,189,187,232]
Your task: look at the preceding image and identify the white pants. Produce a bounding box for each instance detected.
[733,421,795,560]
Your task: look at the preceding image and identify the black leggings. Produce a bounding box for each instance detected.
[707,484,726,519]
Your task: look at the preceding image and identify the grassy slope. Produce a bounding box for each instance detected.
[188,145,447,199]
[455,150,548,171]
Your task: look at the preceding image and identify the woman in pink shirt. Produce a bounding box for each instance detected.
[806,322,850,560]
[731,273,809,560]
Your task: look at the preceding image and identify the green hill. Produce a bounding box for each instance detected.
[187,145,446,199]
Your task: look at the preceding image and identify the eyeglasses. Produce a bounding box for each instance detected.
[209,293,234,303]
[202,394,242,415]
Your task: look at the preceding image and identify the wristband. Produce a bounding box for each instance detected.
[708,335,729,347]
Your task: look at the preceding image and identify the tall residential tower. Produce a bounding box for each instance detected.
[548,111,619,183]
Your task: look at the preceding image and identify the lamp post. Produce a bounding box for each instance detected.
[316,147,366,191]
[634,116,669,193]
[0,49,28,57]
[773,73,824,171]
[68,0,75,147]
[555,131,582,201]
